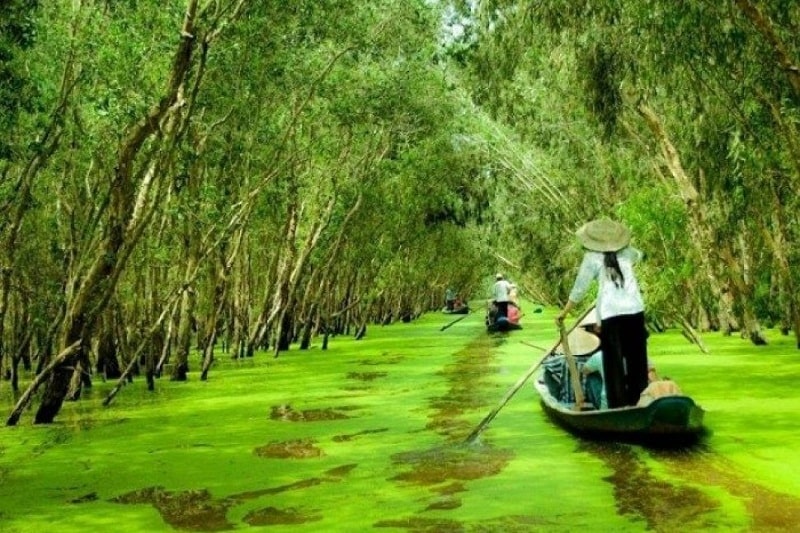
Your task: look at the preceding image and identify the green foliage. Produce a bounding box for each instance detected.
[445,0,800,336]
[0,0,40,160]
[5,0,800,431]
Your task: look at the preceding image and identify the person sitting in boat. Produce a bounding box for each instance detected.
[507,301,521,324]
[636,366,682,407]
[581,349,606,410]
[543,328,601,405]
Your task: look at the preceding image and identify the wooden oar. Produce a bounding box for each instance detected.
[440,312,469,331]
[521,340,548,352]
[464,306,593,443]
[558,322,584,411]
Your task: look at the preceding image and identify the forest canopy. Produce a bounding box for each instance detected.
[1,0,799,424]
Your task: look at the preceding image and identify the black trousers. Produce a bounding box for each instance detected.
[494,301,509,319]
[600,312,648,408]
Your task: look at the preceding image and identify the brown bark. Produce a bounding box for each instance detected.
[171,262,198,381]
[34,1,201,424]
[96,308,122,379]
[637,103,737,332]
[719,244,767,345]
[201,229,243,380]
[103,294,181,406]
[7,341,81,426]
[763,213,800,347]
[734,0,800,102]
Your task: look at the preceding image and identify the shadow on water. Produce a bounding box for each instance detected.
[268,404,359,421]
[579,440,720,531]
[581,436,800,532]
[111,464,358,530]
[653,445,800,531]
[377,335,559,531]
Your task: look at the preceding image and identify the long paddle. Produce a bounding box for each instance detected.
[520,340,548,351]
[464,306,594,443]
[558,322,584,411]
[440,312,470,331]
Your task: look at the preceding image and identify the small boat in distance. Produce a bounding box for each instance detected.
[486,302,522,333]
[442,303,469,315]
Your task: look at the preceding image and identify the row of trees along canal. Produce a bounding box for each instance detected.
[4,1,800,425]
[446,0,800,348]
[0,1,493,425]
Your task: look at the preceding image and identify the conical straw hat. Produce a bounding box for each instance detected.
[578,308,599,327]
[557,328,601,356]
[575,217,631,252]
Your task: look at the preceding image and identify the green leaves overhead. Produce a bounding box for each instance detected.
[452,0,800,342]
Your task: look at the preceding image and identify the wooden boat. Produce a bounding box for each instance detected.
[531,308,705,445]
[442,305,469,315]
[486,302,522,332]
[533,365,705,444]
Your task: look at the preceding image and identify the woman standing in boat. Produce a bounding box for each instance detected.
[555,217,648,408]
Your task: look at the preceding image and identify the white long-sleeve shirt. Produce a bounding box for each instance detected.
[568,247,644,320]
[493,279,511,302]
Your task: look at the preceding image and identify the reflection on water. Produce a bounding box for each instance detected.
[346,371,388,381]
[242,506,322,526]
[374,514,558,532]
[657,447,800,531]
[112,464,359,529]
[390,443,513,486]
[391,335,514,488]
[332,427,389,442]
[579,439,800,531]
[254,438,325,459]
[427,335,503,442]
[268,404,358,421]
[381,334,532,530]
[111,487,236,531]
[580,441,719,531]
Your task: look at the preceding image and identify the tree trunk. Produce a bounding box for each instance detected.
[96,308,122,379]
[637,104,737,333]
[34,1,201,424]
[171,266,197,381]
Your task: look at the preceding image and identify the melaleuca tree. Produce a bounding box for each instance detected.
[448,0,800,346]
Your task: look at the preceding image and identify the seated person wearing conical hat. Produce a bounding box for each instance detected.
[574,309,606,409]
[543,328,602,406]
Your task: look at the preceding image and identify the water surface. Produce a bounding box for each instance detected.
[1,308,799,531]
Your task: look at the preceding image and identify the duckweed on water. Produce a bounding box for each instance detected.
[390,444,514,486]
[2,308,800,531]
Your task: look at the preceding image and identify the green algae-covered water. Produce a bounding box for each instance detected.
[2,307,800,532]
